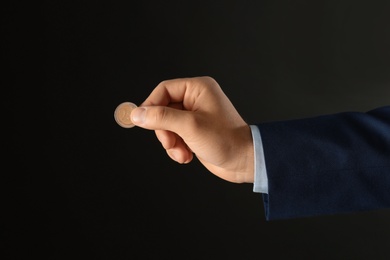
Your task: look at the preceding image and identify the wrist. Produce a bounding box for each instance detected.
[233,124,254,183]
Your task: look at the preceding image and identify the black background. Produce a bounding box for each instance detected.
[5,0,390,259]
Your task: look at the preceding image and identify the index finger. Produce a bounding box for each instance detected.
[140,76,212,110]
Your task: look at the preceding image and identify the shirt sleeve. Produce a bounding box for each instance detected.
[250,125,269,194]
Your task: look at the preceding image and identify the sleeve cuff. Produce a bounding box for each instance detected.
[250,125,268,194]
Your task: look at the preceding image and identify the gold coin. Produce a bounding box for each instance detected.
[114,102,138,128]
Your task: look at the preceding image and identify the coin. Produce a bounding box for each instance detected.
[114,102,138,128]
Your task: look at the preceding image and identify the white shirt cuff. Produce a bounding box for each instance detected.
[250,125,268,194]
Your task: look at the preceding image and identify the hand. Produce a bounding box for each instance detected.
[130,76,254,183]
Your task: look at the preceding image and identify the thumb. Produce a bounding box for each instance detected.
[130,106,190,132]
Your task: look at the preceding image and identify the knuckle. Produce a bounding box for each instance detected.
[153,107,169,125]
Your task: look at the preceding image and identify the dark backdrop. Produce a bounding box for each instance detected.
[5,0,390,259]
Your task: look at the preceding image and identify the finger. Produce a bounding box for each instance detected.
[130,106,194,134]
[155,130,177,150]
[141,78,191,106]
[166,146,193,164]
[155,130,193,164]
[140,76,215,110]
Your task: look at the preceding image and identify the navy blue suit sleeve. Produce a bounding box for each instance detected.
[257,106,390,220]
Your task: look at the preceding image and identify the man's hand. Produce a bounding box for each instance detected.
[130,76,254,183]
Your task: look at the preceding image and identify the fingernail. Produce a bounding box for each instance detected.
[131,107,146,124]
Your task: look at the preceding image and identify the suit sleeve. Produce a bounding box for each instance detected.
[257,106,390,220]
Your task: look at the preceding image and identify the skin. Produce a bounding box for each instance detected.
[130,76,254,184]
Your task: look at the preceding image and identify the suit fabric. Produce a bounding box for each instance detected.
[258,106,390,220]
